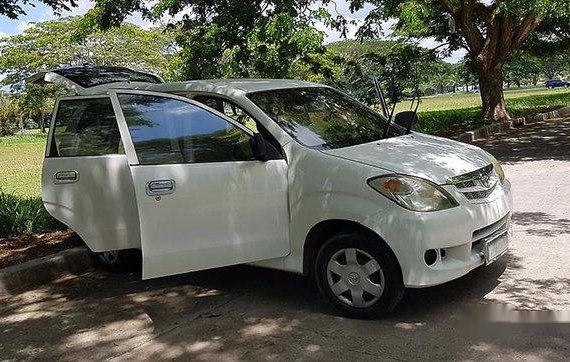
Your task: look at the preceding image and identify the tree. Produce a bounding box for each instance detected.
[504,51,543,87]
[77,1,347,80]
[456,59,477,91]
[327,40,436,104]
[353,0,570,121]
[0,17,176,131]
[0,16,176,87]
[0,93,20,136]
[0,0,77,19]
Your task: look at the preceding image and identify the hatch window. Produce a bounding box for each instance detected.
[51,66,162,88]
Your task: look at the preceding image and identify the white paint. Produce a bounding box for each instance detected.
[43,75,514,288]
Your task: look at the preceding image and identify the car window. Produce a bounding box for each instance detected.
[52,66,162,88]
[51,97,123,157]
[117,94,256,165]
[193,96,258,133]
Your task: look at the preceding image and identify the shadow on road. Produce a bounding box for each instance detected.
[2,253,568,360]
[475,119,570,164]
[513,211,570,238]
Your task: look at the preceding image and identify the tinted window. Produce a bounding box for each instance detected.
[52,66,162,88]
[194,96,258,132]
[118,94,255,165]
[248,87,403,149]
[52,97,123,157]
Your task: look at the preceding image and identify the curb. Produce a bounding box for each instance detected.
[456,106,570,143]
[0,247,94,296]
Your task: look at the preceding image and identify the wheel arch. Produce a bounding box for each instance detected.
[302,219,402,280]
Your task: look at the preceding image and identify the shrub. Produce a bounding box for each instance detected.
[0,190,64,237]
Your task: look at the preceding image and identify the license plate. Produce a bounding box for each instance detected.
[484,231,510,265]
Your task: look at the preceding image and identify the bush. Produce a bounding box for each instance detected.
[0,190,64,237]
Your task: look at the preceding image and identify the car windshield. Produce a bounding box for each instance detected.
[248,87,403,150]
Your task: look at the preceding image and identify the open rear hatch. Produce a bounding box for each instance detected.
[27,65,163,95]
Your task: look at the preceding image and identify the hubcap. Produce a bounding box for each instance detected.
[326,248,385,308]
[98,250,119,265]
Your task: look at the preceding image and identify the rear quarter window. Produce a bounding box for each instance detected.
[50,97,123,157]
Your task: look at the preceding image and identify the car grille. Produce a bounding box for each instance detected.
[471,213,511,252]
[447,164,497,201]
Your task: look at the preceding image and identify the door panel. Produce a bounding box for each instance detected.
[42,155,141,251]
[110,90,290,279]
[42,96,141,252]
[131,160,289,279]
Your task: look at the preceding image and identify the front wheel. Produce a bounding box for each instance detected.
[315,233,405,319]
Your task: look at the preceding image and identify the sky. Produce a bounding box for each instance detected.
[0,0,466,62]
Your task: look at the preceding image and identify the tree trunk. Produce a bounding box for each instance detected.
[19,114,25,134]
[477,67,510,121]
[40,111,46,134]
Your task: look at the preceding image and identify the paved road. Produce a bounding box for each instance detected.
[2,119,570,361]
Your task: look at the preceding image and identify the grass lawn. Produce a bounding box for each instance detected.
[404,87,570,136]
[399,87,570,112]
[0,132,47,198]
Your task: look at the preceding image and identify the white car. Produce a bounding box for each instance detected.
[32,66,513,318]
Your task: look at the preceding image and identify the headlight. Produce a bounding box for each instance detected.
[489,156,506,183]
[368,175,458,212]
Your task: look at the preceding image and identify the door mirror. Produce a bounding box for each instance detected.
[393,111,418,133]
[251,133,267,161]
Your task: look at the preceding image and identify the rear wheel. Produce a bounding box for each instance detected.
[315,232,405,319]
[92,249,141,273]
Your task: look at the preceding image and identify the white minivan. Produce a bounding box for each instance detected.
[33,66,513,318]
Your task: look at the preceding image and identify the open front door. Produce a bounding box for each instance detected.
[110,89,290,279]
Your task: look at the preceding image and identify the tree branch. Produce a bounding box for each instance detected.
[512,14,541,48]
[452,0,484,57]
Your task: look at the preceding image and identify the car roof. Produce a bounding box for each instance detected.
[29,65,327,96]
[137,79,325,96]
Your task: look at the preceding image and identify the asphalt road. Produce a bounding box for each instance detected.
[1,119,570,361]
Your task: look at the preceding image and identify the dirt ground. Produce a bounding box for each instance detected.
[1,119,569,361]
[0,231,81,269]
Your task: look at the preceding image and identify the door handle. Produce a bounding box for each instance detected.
[54,170,79,184]
[146,179,175,196]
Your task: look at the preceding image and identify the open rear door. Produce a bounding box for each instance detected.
[109,89,291,279]
[27,66,163,95]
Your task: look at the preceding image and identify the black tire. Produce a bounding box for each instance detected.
[315,232,405,319]
[91,249,141,273]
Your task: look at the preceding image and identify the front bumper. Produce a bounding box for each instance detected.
[366,179,513,288]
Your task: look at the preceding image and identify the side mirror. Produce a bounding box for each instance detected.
[393,111,418,133]
[251,133,267,161]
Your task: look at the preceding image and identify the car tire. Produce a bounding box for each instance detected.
[91,249,141,273]
[315,232,405,319]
